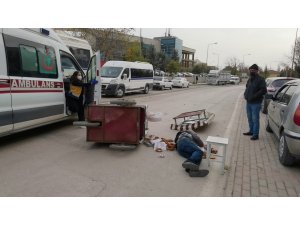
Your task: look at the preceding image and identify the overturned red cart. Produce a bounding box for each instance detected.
[75,100,147,146]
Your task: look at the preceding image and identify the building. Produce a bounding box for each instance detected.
[182,46,195,68]
[130,34,195,69]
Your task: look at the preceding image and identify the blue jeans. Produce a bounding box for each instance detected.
[177,137,203,165]
[246,102,262,136]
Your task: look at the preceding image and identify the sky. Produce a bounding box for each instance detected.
[134,28,297,70]
[2,1,299,72]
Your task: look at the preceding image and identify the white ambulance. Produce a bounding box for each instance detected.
[0,28,101,137]
[55,30,93,73]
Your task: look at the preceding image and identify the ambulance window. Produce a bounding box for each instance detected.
[6,46,21,76]
[86,55,96,82]
[37,46,58,78]
[3,34,21,76]
[60,51,81,78]
[20,45,38,76]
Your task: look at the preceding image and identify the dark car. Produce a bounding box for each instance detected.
[262,77,296,114]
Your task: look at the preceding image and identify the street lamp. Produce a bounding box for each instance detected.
[206,42,218,66]
[243,53,251,67]
[213,52,220,69]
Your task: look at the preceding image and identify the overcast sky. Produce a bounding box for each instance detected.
[2,0,299,72]
[134,28,297,70]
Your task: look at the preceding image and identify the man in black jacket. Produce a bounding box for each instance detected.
[243,64,267,140]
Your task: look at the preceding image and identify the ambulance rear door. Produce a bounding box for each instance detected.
[0,30,13,135]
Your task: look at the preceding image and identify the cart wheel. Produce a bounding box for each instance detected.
[109,144,137,150]
[110,99,136,106]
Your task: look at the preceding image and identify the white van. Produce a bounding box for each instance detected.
[206,70,231,85]
[55,30,93,73]
[100,61,154,97]
[0,28,101,137]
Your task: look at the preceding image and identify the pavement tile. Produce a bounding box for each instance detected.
[286,188,298,197]
[250,188,260,197]
[277,189,288,197]
[258,179,268,187]
[268,190,279,197]
[259,186,269,196]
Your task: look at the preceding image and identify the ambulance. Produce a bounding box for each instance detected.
[0,28,101,137]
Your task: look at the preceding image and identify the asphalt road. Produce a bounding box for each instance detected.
[0,84,245,196]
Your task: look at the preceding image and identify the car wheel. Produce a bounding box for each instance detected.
[170,86,172,90]
[161,85,165,90]
[278,133,295,166]
[143,85,149,94]
[115,87,125,98]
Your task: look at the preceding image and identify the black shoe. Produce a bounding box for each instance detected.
[250,135,259,140]
[189,169,209,177]
[185,168,190,173]
[182,160,199,170]
[243,131,253,136]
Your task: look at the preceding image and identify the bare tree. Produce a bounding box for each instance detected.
[56,28,134,61]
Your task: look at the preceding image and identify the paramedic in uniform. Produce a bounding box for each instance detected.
[69,71,88,121]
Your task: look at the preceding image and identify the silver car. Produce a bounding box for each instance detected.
[266,79,300,166]
[262,77,296,114]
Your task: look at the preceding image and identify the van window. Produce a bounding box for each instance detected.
[101,67,123,78]
[131,69,153,79]
[122,68,129,76]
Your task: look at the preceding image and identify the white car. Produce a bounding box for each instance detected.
[172,77,189,88]
[153,76,173,90]
[230,76,240,85]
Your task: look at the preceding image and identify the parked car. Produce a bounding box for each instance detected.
[262,77,296,114]
[172,77,189,88]
[230,76,240,85]
[266,79,300,166]
[153,76,173,90]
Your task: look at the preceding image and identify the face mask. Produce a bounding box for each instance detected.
[77,75,82,80]
[250,72,256,76]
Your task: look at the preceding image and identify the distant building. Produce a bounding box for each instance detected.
[130,34,195,69]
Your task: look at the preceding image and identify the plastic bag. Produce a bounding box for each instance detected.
[147,111,162,122]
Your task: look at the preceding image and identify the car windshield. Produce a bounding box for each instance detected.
[154,76,163,81]
[272,79,292,87]
[101,66,123,78]
[174,77,182,80]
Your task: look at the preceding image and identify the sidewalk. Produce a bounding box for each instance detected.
[223,97,300,197]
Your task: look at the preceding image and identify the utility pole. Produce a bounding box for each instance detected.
[291,28,298,77]
[140,28,143,57]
